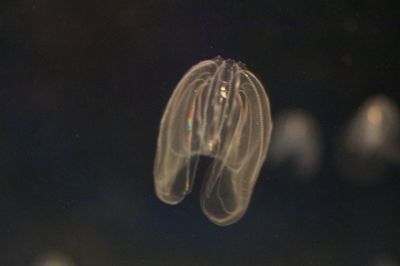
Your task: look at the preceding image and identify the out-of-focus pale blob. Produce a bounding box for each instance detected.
[369,254,399,266]
[154,56,273,226]
[339,95,400,185]
[345,95,399,158]
[269,109,322,180]
[32,251,76,266]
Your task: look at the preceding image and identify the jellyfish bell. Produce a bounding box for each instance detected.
[154,57,273,226]
[268,109,322,182]
[338,95,400,186]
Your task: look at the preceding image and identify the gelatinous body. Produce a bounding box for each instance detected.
[154,57,273,226]
[269,109,322,180]
[345,95,399,156]
[338,95,400,186]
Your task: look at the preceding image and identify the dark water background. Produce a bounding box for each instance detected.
[0,1,399,265]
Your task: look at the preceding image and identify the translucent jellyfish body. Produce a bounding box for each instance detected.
[154,57,273,225]
[269,109,322,181]
[338,95,400,185]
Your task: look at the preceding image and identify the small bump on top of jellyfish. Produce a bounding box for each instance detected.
[213,55,247,70]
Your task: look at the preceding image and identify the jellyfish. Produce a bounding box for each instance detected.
[369,253,399,266]
[32,251,76,266]
[269,109,322,181]
[153,57,273,226]
[338,95,400,185]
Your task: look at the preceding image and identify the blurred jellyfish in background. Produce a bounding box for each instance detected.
[338,95,400,186]
[32,250,76,266]
[268,109,322,182]
[369,253,399,266]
